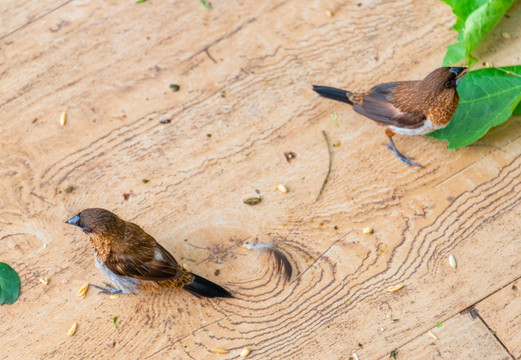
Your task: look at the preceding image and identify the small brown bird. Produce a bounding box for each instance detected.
[313,67,467,166]
[66,208,232,298]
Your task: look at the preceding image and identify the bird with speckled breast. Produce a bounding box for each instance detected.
[66,208,232,298]
[313,66,467,166]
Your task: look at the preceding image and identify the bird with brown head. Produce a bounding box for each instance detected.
[313,66,467,166]
[66,208,232,298]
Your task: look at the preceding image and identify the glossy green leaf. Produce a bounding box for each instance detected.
[442,0,515,66]
[514,102,521,115]
[428,66,521,149]
[0,263,20,305]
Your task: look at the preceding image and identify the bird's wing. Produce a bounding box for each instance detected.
[105,242,185,281]
[354,81,426,129]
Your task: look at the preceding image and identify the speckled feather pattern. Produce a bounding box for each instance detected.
[347,67,460,131]
[84,209,195,293]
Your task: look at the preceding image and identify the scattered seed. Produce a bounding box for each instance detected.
[243,191,262,205]
[159,118,171,124]
[67,322,78,336]
[502,32,511,40]
[388,284,404,293]
[65,185,75,194]
[325,10,334,17]
[109,294,119,300]
[210,348,229,354]
[331,111,338,124]
[60,111,67,126]
[484,61,492,68]
[332,141,341,147]
[142,179,150,184]
[206,133,212,138]
[200,0,212,9]
[284,151,297,163]
[363,227,374,235]
[169,84,180,91]
[449,254,457,268]
[352,353,359,360]
[277,184,289,193]
[77,283,89,298]
[39,277,49,286]
[428,331,438,340]
[240,348,252,357]
[123,193,131,200]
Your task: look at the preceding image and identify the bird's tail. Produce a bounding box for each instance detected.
[183,274,233,298]
[312,85,353,105]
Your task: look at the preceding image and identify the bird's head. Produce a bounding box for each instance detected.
[66,208,122,237]
[418,66,467,107]
[422,66,467,91]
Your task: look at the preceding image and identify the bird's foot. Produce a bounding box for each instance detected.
[383,143,422,167]
[91,282,123,295]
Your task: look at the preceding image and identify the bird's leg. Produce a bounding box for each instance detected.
[383,132,422,167]
[90,282,123,295]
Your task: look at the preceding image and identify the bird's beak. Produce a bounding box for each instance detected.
[449,67,467,77]
[65,214,80,227]
[450,67,467,85]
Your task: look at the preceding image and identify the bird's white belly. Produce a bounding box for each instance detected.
[389,120,446,136]
[94,256,139,294]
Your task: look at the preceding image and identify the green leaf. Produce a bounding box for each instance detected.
[136,0,148,3]
[0,263,20,305]
[514,102,521,115]
[442,0,515,66]
[428,66,521,149]
[436,321,443,328]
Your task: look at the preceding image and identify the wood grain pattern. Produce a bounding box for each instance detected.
[1,0,521,359]
[377,312,513,360]
[476,281,521,359]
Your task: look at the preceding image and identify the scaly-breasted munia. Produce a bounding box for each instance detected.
[66,208,232,298]
[313,66,467,166]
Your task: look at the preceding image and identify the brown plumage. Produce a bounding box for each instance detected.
[66,208,232,298]
[313,66,467,166]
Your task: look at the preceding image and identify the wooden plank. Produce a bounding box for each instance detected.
[1,0,521,359]
[476,282,521,359]
[0,1,72,39]
[375,312,513,360]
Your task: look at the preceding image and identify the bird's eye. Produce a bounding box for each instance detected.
[445,80,453,88]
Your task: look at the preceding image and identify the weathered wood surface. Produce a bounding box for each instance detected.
[377,312,512,360]
[1,0,521,359]
[476,280,521,359]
